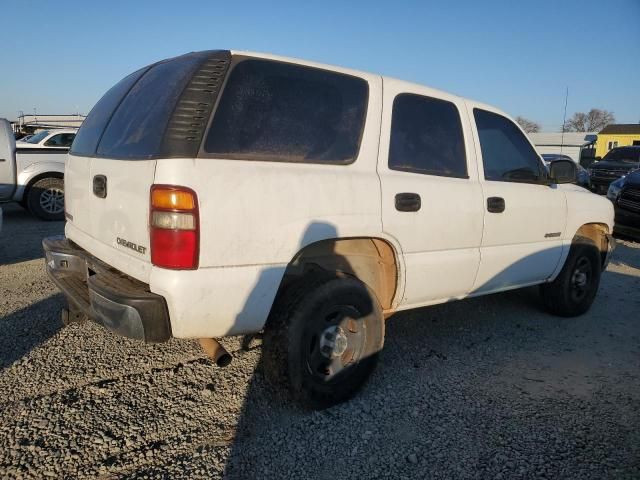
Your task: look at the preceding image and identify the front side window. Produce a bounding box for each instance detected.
[474,109,544,183]
[389,93,467,177]
[204,59,369,164]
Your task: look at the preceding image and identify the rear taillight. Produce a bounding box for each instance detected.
[150,185,199,269]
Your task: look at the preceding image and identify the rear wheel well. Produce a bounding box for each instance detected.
[278,237,399,313]
[23,172,64,202]
[574,223,610,267]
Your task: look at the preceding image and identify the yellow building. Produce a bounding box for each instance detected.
[596,124,640,158]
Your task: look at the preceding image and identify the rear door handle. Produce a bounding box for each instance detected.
[487,196,505,213]
[395,193,421,212]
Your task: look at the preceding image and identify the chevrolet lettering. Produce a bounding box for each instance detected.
[116,237,146,255]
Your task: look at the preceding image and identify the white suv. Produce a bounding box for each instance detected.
[44,50,614,409]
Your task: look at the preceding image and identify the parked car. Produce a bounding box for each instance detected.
[43,50,615,409]
[0,119,66,220]
[15,129,77,150]
[541,154,590,189]
[608,170,640,240]
[589,146,640,194]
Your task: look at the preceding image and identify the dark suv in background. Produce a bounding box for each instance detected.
[608,169,640,240]
[589,146,640,194]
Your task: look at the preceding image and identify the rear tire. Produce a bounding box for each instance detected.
[262,273,384,410]
[27,177,64,221]
[540,236,602,317]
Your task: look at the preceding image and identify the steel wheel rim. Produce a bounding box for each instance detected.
[305,304,367,382]
[570,256,592,302]
[39,188,64,214]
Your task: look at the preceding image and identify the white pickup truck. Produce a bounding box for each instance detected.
[43,50,614,409]
[0,119,66,220]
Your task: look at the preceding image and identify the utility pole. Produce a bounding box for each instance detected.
[560,87,568,154]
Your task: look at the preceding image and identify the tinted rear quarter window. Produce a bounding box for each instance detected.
[389,93,467,177]
[474,109,543,183]
[203,59,368,164]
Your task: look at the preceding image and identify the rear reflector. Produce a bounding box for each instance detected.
[150,185,199,270]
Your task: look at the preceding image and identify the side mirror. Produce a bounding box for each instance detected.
[549,159,577,184]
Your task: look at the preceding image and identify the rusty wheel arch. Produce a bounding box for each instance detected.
[280,237,399,315]
[574,223,611,266]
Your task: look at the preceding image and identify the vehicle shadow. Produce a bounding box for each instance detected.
[0,294,64,372]
[216,236,636,479]
[0,203,64,265]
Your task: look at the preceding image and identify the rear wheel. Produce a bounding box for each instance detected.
[540,236,602,317]
[27,177,64,221]
[263,273,384,410]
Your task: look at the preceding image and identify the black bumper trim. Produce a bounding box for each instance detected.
[43,235,171,343]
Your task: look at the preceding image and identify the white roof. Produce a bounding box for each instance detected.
[528,132,597,147]
[232,50,471,103]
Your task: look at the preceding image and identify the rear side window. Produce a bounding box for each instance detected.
[389,93,467,178]
[203,59,368,164]
[70,68,148,156]
[474,109,544,183]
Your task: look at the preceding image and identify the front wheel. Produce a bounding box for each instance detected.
[27,177,65,221]
[263,273,384,410]
[540,236,602,317]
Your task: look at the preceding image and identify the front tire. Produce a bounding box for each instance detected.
[27,177,65,221]
[540,236,602,317]
[263,273,384,410]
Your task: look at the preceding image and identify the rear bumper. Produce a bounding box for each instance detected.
[43,235,171,342]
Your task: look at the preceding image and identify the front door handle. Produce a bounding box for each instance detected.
[487,196,505,213]
[395,193,421,212]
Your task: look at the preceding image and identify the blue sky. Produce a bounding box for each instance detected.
[2,0,639,131]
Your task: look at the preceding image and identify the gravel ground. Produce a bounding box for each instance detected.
[1,202,639,479]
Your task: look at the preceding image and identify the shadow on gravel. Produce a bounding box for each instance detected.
[0,294,64,371]
[219,241,640,479]
[0,203,64,265]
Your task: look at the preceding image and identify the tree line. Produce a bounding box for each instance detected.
[516,109,617,133]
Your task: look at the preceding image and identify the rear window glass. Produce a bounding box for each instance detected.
[203,59,368,164]
[389,93,467,178]
[96,54,206,159]
[70,68,147,156]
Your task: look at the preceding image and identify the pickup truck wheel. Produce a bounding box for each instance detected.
[263,273,384,410]
[540,236,602,317]
[27,177,65,221]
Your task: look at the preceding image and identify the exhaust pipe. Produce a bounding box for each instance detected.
[199,338,232,367]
